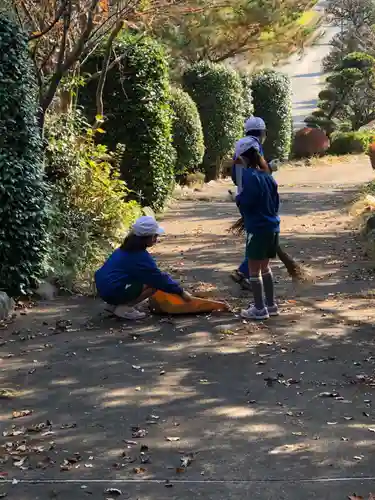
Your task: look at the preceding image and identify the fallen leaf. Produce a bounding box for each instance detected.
[131,427,147,438]
[348,496,363,499]
[180,454,194,468]
[104,488,122,496]
[0,493,7,498]
[368,427,375,432]
[60,423,76,429]
[327,422,338,425]
[12,410,32,419]
[176,467,185,473]
[319,391,340,398]
[13,456,28,469]
[363,412,370,418]
[343,416,353,421]
[0,389,16,399]
[165,436,180,442]
[133,467,146,474]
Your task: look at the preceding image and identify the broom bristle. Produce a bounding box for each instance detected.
[228,217,315,284]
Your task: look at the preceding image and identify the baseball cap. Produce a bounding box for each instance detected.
[244,116,266,133]
[132,216,165,237]
[234,136,261,159]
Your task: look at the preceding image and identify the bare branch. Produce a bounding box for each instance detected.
[28,0,68,40]
[94,19,124,127]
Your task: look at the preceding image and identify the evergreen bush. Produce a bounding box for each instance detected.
[251,69,293,161]
[80,34,175,211]
[0,15,48,296]
[183,61,243,180]
[170,87,205,180]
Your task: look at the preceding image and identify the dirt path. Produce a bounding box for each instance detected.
[2,156,375,500]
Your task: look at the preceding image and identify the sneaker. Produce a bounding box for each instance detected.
[230,269,246,283]
[267,304,280,317]
[241,306,269,320]
[113,305,147,320]
[104,304,116,314]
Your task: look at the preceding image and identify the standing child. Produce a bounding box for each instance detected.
[95,216,191,320]
[230,117,271,286]
[236,147,280,320]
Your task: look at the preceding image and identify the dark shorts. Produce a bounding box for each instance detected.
[101,283,144,306]
[246,232,279,260]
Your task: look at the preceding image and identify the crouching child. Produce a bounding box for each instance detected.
[95,216,191,320]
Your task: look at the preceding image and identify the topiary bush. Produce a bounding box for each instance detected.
[239,72,254,119]
[292,127,330,158]
[0,15,48,297]
[251,69,293,161]
[183,61,243,181]
[329,131,375,155]
[170,87,205,180]
[80,34,175,211]
[45,112,141,292]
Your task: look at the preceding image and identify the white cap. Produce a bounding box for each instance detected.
[244,116,266,133]
[132,216,165,237]
[234,136,261,159]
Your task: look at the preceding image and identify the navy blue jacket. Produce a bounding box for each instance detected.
[95,248,183,300]
[236,168,280,234]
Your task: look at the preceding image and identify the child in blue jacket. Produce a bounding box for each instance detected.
[236,146,280,320]
[95,216,191,320]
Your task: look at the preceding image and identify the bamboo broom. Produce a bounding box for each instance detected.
[229,217,314,283]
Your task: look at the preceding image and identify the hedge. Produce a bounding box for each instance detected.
[329,131,375,155]
[0,15,48,296]
[170,87,205,179]
[183,61,243,180]
[80,34,175,211]
[251,69,293,161]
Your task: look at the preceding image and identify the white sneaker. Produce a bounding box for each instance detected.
[104,304,116,313]
[241,306,269,320]
[113,305,147,320]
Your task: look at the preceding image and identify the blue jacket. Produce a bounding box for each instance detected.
[95,248,183,299]
[236,168,280,234]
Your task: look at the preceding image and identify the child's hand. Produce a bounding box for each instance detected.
[181,291,193,302]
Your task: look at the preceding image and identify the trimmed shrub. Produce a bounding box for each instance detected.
[328,131,375,155]
[45,112,141,292]
[183,61,243,181]
[170,87,205,179]
[80,34,175,211]
[239,72,254,119]
[292,127,330,158]
[0,15,48,297]
[251,69,293,161]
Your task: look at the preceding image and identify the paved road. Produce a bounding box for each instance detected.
[280,0,340,129]
[1,157,375,499]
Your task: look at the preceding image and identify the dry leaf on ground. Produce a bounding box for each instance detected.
[12,410,32,419]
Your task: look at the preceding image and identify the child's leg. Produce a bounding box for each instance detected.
[248,259,266,311]
[127,286,156,306]
[261,261,275,308]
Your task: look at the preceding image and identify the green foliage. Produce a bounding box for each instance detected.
[0,15,48,297]
[44,112,141,292]
[80,33,175,211]
[307,52,375,134]
[183,60,243,180]
[170,87,205,179]
[251,69,293,160]
[154,0,314,69]
[239,72,254,119]
[328,131,375,155]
